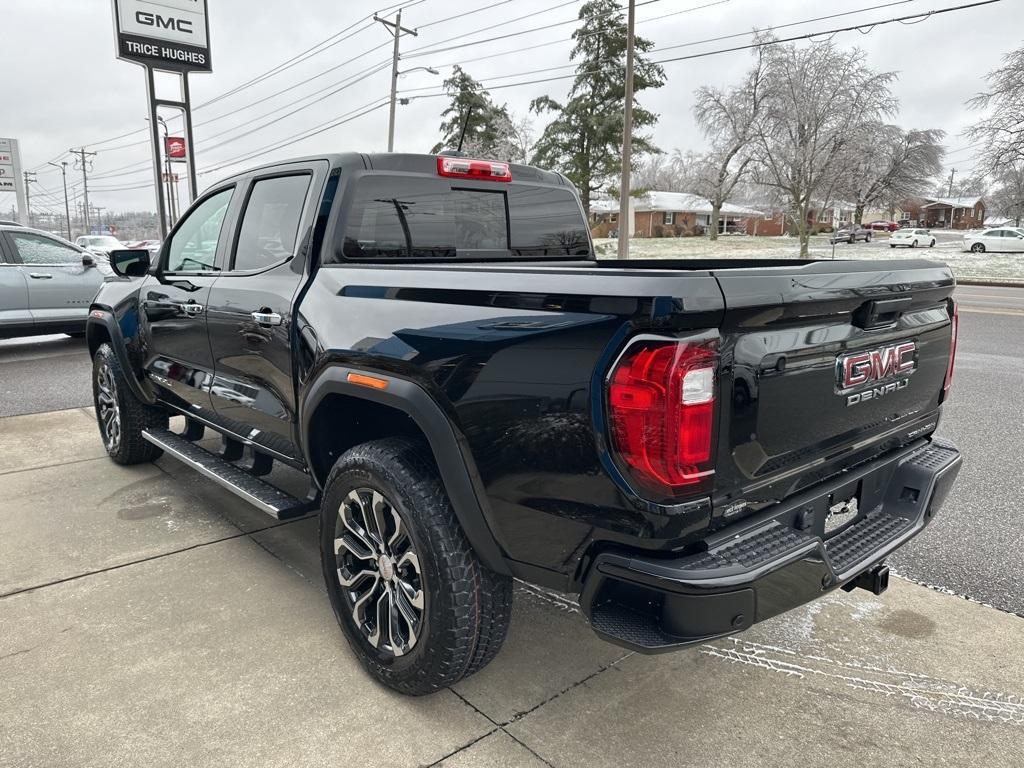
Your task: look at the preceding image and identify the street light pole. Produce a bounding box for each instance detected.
[48,161,72,239]
[617,0,636,261]
[157,116,178,227]
[375,10,418,152]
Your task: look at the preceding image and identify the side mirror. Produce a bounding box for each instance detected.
[109,248,151,278]
[82,253,95,266]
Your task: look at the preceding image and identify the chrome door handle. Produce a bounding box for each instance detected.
[251,311,282,326]
[28,273,53,279]
[180,302,205,316]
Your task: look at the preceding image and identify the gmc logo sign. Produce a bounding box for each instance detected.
[136,11,194,34]
[836,341,917,399]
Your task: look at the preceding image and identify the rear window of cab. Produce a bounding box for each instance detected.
[336,176,590,261]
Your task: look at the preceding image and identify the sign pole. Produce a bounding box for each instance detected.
[181,72,198,201]
[145,66,169,240]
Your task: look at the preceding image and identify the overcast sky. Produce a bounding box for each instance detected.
[2,0,1020,217]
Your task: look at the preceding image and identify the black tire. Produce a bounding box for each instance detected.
[91,343,167,464]
[890,244,896,249]
[849,235,856,244]
[866,233,872,242]
[971,242,985,253]
[319,438,513,696]
[911,239,918,248]
[929,239,936,248]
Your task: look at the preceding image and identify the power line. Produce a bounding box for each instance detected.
[410,0,920,87]
[198,98,391,177]
[399,0,1002,101]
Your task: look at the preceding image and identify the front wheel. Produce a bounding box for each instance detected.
[929,239,936,248]
[971,242,986,253]
[890,244,896,249]
[320,438,513,696]
[911,239,918,248]
[91,343,167,464]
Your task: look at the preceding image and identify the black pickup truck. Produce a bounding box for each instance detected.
[87,153,961,695]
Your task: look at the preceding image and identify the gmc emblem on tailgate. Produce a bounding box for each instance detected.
[836,341,917,406]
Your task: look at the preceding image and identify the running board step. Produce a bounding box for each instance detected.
[142,428,316,520]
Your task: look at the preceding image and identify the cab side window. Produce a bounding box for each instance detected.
[165,188,234,272]
[232,175,311,272]
[9,232,80,265]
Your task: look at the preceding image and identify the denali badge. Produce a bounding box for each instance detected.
[836,341,916,406]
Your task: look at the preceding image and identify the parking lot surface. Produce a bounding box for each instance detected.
[1,407,1022,767]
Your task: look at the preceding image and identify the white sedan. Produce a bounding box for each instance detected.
[962,228,1024,253]
[889,228,935,248]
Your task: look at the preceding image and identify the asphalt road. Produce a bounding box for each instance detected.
[1,285,1022,614]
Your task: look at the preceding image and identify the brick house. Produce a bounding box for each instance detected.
[590,192,766,238]
[900,196,986,229]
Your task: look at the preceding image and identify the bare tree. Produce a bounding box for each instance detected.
[752,36,897,257]
[834,125,945,223]
[966,44,1024,173]
[693,47,769,239]
[989,164,1024,225]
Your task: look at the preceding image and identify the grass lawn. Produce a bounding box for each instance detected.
[593,235,1023,283]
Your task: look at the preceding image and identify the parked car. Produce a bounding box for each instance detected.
[85,152,961,696]
[962,227,1024,253]
[75,234,125,256]
[127,239,162,255]
[868,220,900,231]
[890,228,936,248]
[829,223,873,244]
[0,223,109,339]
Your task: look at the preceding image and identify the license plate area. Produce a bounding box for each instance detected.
[824,478,863,538]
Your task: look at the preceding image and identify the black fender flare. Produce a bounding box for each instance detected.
[300,366,510,575]
[86,309,157,405]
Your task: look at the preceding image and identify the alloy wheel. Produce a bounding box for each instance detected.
[95,362,121,452]
[334,488,424,657]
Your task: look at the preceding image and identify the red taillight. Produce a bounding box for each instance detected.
[607,340,718,498]
[436,156,511,182]
[941,302,958,401]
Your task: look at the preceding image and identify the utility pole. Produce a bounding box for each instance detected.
[947,168,957,198]
[48,161,72,239]
[155,116,178,227]
[375,10,418,152]
[616,0,636,260]
[22,171,36,228]
[71,147,96,233]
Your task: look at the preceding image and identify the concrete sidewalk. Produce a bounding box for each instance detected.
[1,408,1022,767]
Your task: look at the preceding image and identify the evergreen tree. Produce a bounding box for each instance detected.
[529,0,665,215]
[431,66,512,157]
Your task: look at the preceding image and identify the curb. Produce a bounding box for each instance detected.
[956,278,1024,288]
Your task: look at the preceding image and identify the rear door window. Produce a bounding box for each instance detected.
[232,174,311,271]
[340,176,589,260]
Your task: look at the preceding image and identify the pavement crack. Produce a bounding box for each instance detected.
[423,726,501,767]
[0,517,308,601]
[0,647,35,662]
[501,651,635,727]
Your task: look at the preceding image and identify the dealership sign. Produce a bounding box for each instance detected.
[112,0,211,72]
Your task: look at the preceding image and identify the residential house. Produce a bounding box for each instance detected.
[590,192,766,238]
[900,196,986,229]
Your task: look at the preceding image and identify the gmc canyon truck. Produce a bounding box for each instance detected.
[87,153,962,696]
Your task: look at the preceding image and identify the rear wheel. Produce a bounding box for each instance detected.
[971,242,986,253]
[911,239,918,248]
[320,438,513,696]
[91,343,167,464]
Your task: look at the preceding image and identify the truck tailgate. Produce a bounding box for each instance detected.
[710,259,955,519]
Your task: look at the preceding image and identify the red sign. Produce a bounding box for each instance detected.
[165,136,186,160]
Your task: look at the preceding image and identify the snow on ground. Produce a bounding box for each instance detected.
[593,233,1024,283]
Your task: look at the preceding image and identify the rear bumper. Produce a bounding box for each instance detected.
[579,437,961,653]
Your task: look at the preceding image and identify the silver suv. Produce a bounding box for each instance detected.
[0,224,110,339]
